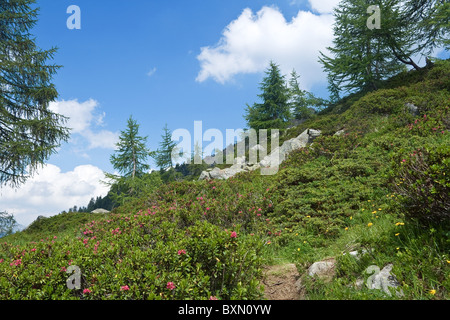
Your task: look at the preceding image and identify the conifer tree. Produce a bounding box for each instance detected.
[403,0,450,52]
[0,0,69,187]
[319,0,408,99]
[244,61,291,130]
[288,70,326,120]
[153,124,177,171]
[110,116,150,179]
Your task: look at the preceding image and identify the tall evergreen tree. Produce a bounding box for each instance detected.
[110,116,150,179]
[244,61,291,130]
[0,0,69,187]
[319,0,416,100]
[153,124,177,171]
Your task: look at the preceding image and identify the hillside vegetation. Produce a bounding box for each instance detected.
[1,60,449,300]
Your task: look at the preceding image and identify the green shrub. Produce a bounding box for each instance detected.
[392,141,450,225]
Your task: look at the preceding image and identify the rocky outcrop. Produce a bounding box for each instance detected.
[199,128,322,180]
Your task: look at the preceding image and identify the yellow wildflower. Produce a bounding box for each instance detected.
[368,223,373,227]
[429,290,436,295]
[395,233,400,236]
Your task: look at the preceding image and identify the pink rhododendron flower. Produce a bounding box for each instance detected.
[83,288,92,294]
[178,250,186,255]
[120,285,130,291]
[230,231,237,238]
[167,282,176,290]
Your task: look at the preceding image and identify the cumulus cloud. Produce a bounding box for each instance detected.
[196,6,335,89]
[306,0,340,14]
[49,99,119,150]
[0,164,109,227]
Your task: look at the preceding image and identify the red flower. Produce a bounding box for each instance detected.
[178,250,186,255]
[167,282,176,290]
[230,231,237,238]
[83,288,92,294]
[121,285,130,291]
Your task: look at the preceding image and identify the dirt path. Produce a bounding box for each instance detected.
[263,263,304,300]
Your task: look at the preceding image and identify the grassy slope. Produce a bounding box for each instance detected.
[1,60,449,300]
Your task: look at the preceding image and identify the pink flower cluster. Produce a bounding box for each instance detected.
[177,249,186,255]
[167,282,176,290]
[111,227,121,235]
[10,259,22,267]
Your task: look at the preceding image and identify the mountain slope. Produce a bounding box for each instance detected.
[1,60,449,300]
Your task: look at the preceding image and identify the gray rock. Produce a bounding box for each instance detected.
[308,129,322,141]
[199,171,211,180]
[308,258,336,281]
[233,156,246,165]
[91,209,110,214]
[334,129,345,136]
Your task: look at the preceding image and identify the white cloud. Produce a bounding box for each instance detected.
[0,164,109,227]
[196,6,334,89]
[307,0,340,14]
[49,99,119,151]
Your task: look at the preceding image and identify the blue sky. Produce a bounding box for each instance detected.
[37,0,333,173]
[2,0,448,227]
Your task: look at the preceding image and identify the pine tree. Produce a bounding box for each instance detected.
[244,61,291,130]
[0,0,70,187]
[153,124,177,171]
[110,116,150,179]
